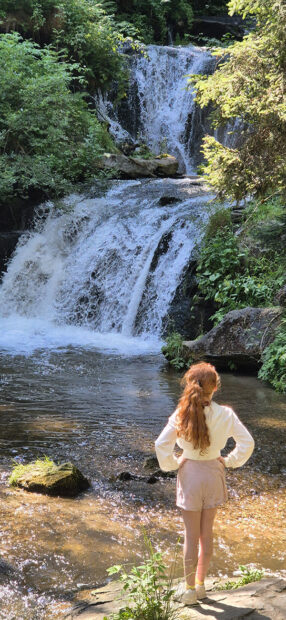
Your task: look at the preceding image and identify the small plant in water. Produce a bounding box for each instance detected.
[216,565,264,590]
[162,332,188,371]
[104,534,179,620]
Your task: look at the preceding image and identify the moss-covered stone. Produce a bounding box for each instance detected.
[9,458,90,498]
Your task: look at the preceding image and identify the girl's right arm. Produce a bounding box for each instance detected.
[223,408,255,468]
[155,412,180,472]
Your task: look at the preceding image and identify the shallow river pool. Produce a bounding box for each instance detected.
[0,349,285,619]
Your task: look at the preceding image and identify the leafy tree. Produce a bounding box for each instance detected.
[0,0,126,92]
[190,0,286,201]
[101,0,194,44]
[0,33,115,204]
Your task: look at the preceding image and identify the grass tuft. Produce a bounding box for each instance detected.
[9,456,57,486]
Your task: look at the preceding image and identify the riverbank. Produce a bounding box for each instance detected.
[66,576,286,619]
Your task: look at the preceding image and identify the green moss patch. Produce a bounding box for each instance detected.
[9,457,90,498]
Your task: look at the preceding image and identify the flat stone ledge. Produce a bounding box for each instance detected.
[65,577,286,620]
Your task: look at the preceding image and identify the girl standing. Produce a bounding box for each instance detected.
[155,362,254,606]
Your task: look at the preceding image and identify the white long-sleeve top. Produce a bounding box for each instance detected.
[155,401,254,471]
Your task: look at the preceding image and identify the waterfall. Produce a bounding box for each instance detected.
[98,45,214,173]
[0,180,214,355]
[0,43,219,356]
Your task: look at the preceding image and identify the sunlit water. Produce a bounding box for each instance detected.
[0,349,285,619]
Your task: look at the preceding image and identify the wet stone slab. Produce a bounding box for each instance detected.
[65,577,286,620]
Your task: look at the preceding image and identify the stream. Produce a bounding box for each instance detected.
[0,349,285,619]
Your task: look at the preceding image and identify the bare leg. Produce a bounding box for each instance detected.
[196,507,217,583]
[181,509,201,587]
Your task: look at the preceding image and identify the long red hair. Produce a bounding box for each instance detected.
[176,362,220,453]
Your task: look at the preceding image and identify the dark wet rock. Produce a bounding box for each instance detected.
[117,471,135,481]
[164,260,215,339]
[275,284,286,307]
[153,469,176,479]
[143,455,159,470]
[116,468,174,484]
[96,153,179,179]
[0,557,14,575]
[191,14,246,40]
[0,232,22,274]
[146,475,159,484]
[158,196,179,206]
[10,461,90,498]
[183,306,283,372]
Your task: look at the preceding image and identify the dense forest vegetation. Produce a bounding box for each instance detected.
[0,0,231,205]
[0,0,285,392]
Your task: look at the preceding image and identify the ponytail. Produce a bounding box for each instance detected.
[176,362,220,454]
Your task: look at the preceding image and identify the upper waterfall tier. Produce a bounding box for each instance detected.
[98,45,214,174]
[0,179,214,355]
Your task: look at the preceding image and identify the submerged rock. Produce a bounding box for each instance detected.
[96,153,179,178]
[9,460,90,498]
[143,455,159,470]
[0,557,14,576]
[183,307,282,371]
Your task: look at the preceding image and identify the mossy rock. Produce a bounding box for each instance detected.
[9,459,90,498]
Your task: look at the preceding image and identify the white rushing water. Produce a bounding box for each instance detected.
[0,44,219,357]
[0,180,214,355]
[98,44,214,173]
[132,45,213,173]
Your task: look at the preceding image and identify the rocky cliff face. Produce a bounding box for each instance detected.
[182,306,283,371]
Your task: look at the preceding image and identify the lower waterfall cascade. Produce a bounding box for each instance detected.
[0,180,214,355]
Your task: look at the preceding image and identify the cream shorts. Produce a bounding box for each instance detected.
[176,458,228,511]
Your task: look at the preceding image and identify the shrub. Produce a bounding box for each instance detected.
[0,33,115,203]
[196,223,285,325]
[190,0,286,201]
[162,332,188,370]
[204,208,233,241]
[105,536,178,620]
[102,0,194,45]
[0,0,127,92]
[217,565,264,590]
[258,320,286,393]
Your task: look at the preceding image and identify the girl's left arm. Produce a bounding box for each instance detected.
[155,412,179,472]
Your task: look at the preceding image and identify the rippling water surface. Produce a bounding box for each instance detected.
[0,349,285,619]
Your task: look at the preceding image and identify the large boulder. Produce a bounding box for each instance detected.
[183,307,282,372]
[96,153,179,179]
[9,460,90,498]
[275,284,286,307]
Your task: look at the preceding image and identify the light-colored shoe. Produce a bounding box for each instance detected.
[181,588,199,606]
[196,583,207,599]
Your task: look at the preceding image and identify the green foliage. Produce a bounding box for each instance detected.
[190,0,286,201]
[217,565,264,590]
[9,456,56,486]
[196,212,285,324]
[259,320,286,393]
[185,32,236,48]
[162,332,188,370]
[132,143,157,160]
[0,0,127,92]
[101,0,194,44]
[105,536,178,620]
[0,33,115,203]
[204,207,232,240]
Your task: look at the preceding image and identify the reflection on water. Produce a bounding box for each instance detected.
[0,350,285,618]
